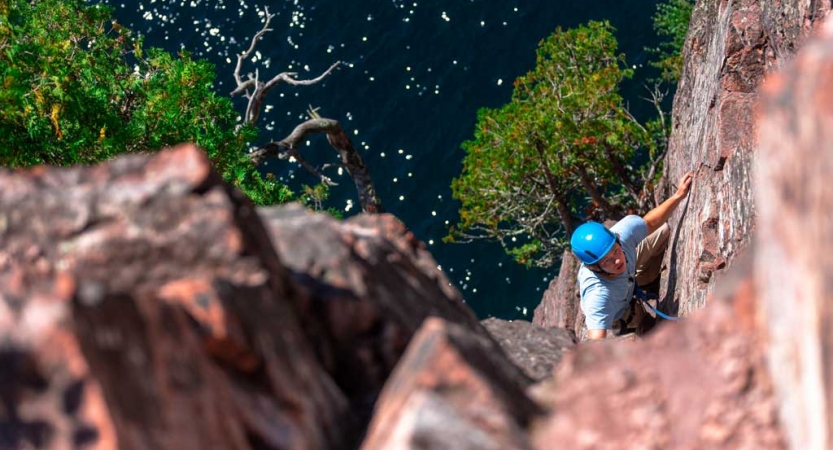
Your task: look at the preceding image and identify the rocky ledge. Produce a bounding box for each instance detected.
[0,144,547,449]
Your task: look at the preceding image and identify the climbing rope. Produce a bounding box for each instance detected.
[633,288,683,322]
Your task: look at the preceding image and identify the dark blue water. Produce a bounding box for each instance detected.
[103,0,662,320]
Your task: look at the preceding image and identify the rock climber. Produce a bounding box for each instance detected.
[570,171,694,340]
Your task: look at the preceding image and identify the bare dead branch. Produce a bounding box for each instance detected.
[288,148,338,186]
[232,11,370,210]
[238,61,342,124]
[248,141,286,166]
[321,163,347,172]
[263,61,342,91]
[251,116,382,213]
[233,8,275,91]
[229,8,342,125]
[230,79,256,98]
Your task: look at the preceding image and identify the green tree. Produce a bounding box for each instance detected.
[0,0,291,205]
[449,21,664,268]
[650,0,694,83]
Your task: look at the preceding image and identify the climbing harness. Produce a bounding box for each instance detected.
[616,288,683,336]
[633,288,683,322]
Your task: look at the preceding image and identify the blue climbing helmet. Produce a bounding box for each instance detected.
[570,221,617,265]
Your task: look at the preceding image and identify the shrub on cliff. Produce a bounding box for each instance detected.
[448,21,666,268]
[650,0,694,83]
[0,0,292,205]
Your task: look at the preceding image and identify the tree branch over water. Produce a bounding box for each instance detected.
[232,7,382,213]
[230,7,343,125]
[250,108,383,214]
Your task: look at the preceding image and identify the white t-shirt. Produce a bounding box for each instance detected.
[576,215,648,329]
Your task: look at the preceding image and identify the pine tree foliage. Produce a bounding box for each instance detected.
[650,0,694,83]
[449,22,665,268]
[0,0,293,205]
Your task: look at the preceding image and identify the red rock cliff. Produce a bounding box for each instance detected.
[661,0,831,315]
[534,0,832,331]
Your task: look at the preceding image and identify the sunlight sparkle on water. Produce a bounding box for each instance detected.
[103,0,553,316]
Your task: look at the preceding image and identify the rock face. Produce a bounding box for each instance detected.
[756,18,833,450]
[535,0,832,333]
[525,9,833,450]
[360,318,542,450]
[0,270,119,449]
[0,144,530,450]
[660,0,831,315]
[257,204,494,416]
[0,145,350,450]
[481,318,577,381]
[531,250,583,335]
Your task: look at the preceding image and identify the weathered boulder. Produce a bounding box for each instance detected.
[756,17,833,450]
[258,205,494,413]
[360,317,542,450]
[661,0,831,315]
[0,143,513,449]
[480,318,577,381]
[0,145,349,450]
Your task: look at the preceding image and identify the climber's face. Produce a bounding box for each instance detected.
[598,243,626,276]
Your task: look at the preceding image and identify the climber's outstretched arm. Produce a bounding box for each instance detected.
[643,172,694,234]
